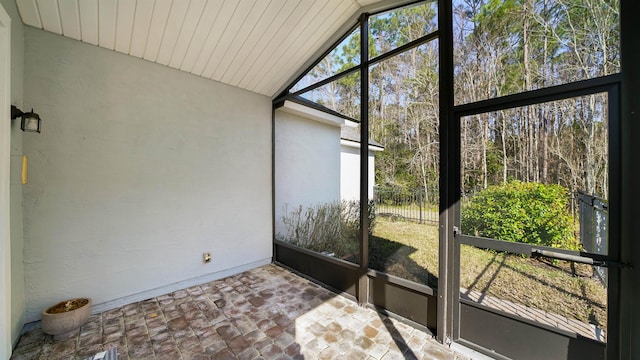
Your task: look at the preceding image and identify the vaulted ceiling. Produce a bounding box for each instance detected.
[15,0,401,97]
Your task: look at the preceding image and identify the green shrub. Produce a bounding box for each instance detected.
[277,200,376,258]
[461,181,579,250]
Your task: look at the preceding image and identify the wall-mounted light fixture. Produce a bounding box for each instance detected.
[11,105,42,133]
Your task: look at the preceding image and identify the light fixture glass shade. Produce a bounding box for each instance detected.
[21,114,41,133]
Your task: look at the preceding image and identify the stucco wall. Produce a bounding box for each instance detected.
[21,28,272,322]
[340,144,376,201]
[274,110,341,238]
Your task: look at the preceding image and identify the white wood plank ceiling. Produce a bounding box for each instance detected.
[15,0,387,97]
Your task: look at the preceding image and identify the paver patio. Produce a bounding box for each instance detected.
[10,264,468,360]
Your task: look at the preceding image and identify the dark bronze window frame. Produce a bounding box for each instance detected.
[271,0,633,358]
[449,75,621,360]
[273,1,441,333]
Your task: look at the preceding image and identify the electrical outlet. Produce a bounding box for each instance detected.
[203,252,212,263]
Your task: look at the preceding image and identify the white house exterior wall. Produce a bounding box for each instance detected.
[339,143,376,201]
[274,109,341,239]
[21,28,272,322]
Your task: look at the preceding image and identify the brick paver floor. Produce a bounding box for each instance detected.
[10,264,469,360]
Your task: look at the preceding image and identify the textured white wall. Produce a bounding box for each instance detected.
[274,110,341,238]
[340,144,376,201]
[21,28,272,322]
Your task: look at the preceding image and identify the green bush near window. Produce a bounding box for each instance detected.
[461,181,579,250]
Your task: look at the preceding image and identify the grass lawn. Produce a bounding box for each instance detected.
[369,217,607,328]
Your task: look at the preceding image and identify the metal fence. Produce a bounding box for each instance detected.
[373,187,438,224]
[373,188,609,282]
[577,191,608,285]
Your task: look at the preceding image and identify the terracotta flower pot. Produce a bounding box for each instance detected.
[41,298,92,340]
